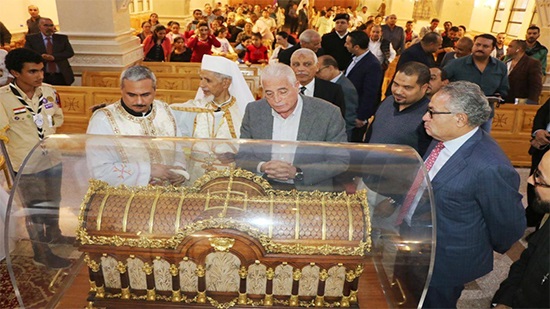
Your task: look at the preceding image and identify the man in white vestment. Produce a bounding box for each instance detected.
[86,65,187,187]
[171,55,254,181]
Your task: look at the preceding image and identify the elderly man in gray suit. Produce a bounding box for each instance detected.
[237,63,349,191]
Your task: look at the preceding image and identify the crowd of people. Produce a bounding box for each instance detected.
[0,2,548,309]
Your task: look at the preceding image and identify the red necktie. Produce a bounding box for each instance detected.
[46,37,56,73]
[395,142,445,225]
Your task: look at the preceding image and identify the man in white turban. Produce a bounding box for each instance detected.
[171,55,254,181]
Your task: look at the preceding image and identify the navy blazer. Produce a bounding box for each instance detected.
[24,33,75,85]
[346,51,383,121]
[426,129,526,286]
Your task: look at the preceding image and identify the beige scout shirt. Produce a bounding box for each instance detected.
[0,83,64,173]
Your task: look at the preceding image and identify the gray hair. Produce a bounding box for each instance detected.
[439,81,491,127]
[260,63,297,87]
[120,65,157,89]
[298,29,320,43]
[290,48,318,65]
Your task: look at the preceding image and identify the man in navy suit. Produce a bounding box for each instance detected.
[420,81,526,308]
[24,17,74,85]
[344,30,383,142]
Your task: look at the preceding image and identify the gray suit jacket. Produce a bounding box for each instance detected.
[335,74,359,140]
[237,95,349,191]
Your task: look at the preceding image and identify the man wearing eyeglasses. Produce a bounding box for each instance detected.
[421,81,525,308]
[24,17,75,86]
[492,151,549,308]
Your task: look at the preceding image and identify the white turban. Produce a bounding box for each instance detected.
[195,55,255,115]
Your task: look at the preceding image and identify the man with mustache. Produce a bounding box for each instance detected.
[443,34,509,133]
[86,66,187,187]
[366,61,432,156]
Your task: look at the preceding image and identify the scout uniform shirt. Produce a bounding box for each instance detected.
[0,82,64,173]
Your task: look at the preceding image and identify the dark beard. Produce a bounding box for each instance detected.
[532,189,550,214]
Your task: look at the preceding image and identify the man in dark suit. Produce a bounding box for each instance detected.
[277,29,323,65]
[237,63,348,191]
[492,150,549,308]
[317,55,358,141]
[420,81,526,308]
[526,98,550,228]
[290,48,345,117]
[504,39,543,104]
[344,30,383,142]
[24,17,75,85]
[321,13,352,71]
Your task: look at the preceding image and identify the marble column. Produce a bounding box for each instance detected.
[55,0,143,84]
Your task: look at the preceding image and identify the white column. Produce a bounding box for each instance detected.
[55,0,143,83]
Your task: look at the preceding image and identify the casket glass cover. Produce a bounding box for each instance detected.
[4,134,435,308]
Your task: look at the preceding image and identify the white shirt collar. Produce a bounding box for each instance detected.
[336,31,349,39]
[442,127,479,155]
[300,79,315,96]
[330,72,343,83]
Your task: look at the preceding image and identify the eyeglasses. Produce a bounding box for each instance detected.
[532,168,550,188]
[426,109,452,118]
[317,66,330,72]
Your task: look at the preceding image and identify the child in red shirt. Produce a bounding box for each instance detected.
[244,32,268,65]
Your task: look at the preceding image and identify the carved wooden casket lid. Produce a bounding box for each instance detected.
[77,169,371,256]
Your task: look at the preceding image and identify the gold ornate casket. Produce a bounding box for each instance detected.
[77,168,372,308]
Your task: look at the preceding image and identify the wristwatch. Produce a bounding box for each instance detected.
[294,167,304,182]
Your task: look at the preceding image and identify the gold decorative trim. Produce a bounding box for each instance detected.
[321,196,326,240]
[341,295,350,307]
[96,193,110,231]
[78,217,371,255]
[77,172,372,256]
[146,288,156,301]
[171,290,182,302]
[289,295,299,306]
[350,290,358,303]
[268,194,274,238]
[238,293,247,305]
[122,192,135,232]
[143,262,153,275]
[96,285,105,298]
[264,294,273,306]
[191,168,272,193]
[197,291,206,303]
[294,195,300,240]
[347,195,353,241]
[121,287,130,300]
[315,295,324,307]
[148,193,160,233]
[174,195,185,233]
[209,237,235,252]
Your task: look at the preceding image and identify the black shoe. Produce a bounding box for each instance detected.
[33,251,72,269]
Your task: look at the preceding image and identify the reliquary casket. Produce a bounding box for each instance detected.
[76,168,372,308]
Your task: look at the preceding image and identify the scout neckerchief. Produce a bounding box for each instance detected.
[9,82,45,140]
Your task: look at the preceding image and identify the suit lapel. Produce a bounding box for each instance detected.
[259,100,274,139]
[297,96,314,140]
[430,129,482,189]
